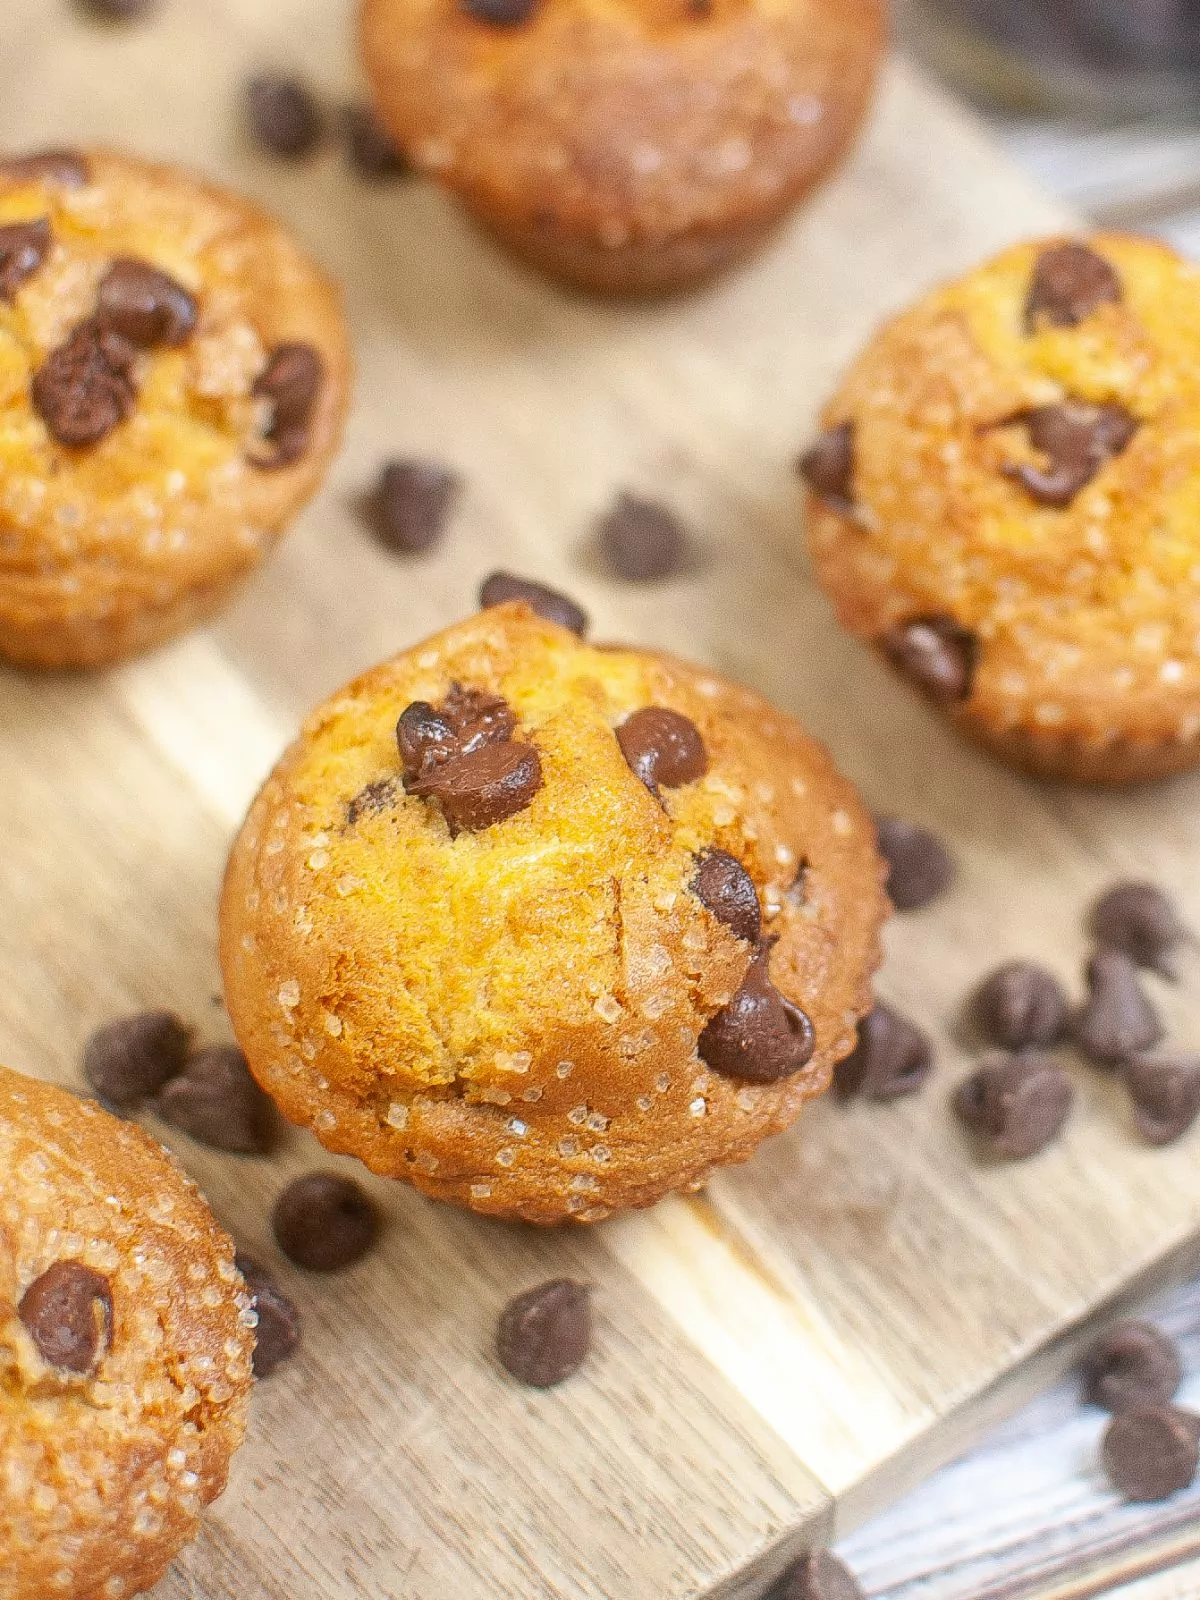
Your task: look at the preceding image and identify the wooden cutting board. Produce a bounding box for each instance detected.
[6,4,1200,1597]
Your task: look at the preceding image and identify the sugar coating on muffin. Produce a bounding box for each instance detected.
[0,148,350,667]
[220,604,886,1222]
[0,1065,254,1599]
[804,233,1200,783]
[359,0,884,294]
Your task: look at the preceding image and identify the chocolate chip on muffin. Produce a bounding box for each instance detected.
[497,1279,592,1387]
[1003,402,1137,509]
[834,1002,932,1101]
[272,1173,379,1272]
[1025,241,1122,332]
[598,492,692,582]
[1073,950,1163,1068]
[698,942,816,1083]
[83,1009,192,1109]
[799,422,855,514]
[1083,1321,1183,1413]
[1123,1053,1200,1146]
[246,72,324,160]
[479,571,588,635]
[881,615,978,705]
[0,149,91,187]
[367,458,460,554]
[971,962,1069,1051]
[397,681,541,834]
[954,1052,1073,1160]
[1091,881,1191,981]
[32,319,138,447]
[616,706,707,795]
[252,341,326,468]
[874,815,954,911]
[692,849,761,945]
[19,1261,113,1374]
[96,257,197,347]
[0,216,50,302]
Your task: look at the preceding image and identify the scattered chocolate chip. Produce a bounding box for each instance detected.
[460,0,540,24]
[765,1550,865,1600]
[798,422,856,514]
[0,150,91,189]
[366,459,460,555]
[692,850,761,945]
[497,1279,591,1387]
[1073,950,1163,1068]
[96,257,197,348]
[479,571,588,636]
[412,739,542,835]
[699,942,815,1083]
[874,815,954,912]
[1102,1405,1200,1503]
[236,1254,301,1378]
[346,776,400,826]
[397,682,516,788]
[834,1002,933,1102]
[1123,1053,1200,1146]
[617,707,707,795]
[32,318,137,447]
[18,1261,113,1374]
[76,0,157,19]
[246,73,324,160]
[1004,401,1137,510]
[273,1173,379,1272]
[83,1010,191,1109]
[882,615,978,705]
[252,341,324,468]
[0,217,50,302]
[1083,1321,1183,1413]
[155,1044,275,1155]
[342,104,409,180]
[598,492,690,582]
[1026,242,1122,332]
[971,962,1069,1051]
[954,1052,1073,1159]
[1091,881,1191,981]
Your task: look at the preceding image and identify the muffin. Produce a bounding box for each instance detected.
[0,1064,253,1599]
[220,602,886,1223]
[0,146,350,668]
[802,233,1200,784]
[359,0,885,296]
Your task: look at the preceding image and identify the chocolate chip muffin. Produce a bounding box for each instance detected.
[220,603,886,1223]
[359,0,884,296]
[0,1064,253,1598]
[802,234,1200,783]
[0,147,350,668]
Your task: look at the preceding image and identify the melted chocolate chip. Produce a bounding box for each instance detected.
[1073,949,1163,1068]
[460,0,539,24]
[954,1052,1073,1160]
[367,459,460,555]
[397,683,516,789]
[236,1254,301,1378]
[32,319,137,447]
[83,1010,191,1108]
[411,739,542,835]
[798,422,856,513]
[497,1279,592,1387]
[597,492,691,582]
[0,217,50,302]
[479,571,588,636]
[96,257,197,347]
[834,1002,933,1102]
[0,150,91,189]
[1005,401,1137,508]
[874,815,954,912]
[19,1261,113,1374]
[155,1044,276,1155]
[397,702,459,785]
[692,849,761,945]
[1091,881,1191,981]
[1123,1053,1200,1146]
[698,943,815,1082]
[971,961,1070,1051]
[252,342,324,468]
[1102,1405,1200,1502]
[273,1173,379,1272]
[765,1551,865,1600]
[246,74,324,160]
[342,105,409,180]
[617,707,707,795]
[1083,1321,1183,1413]
[882,615,978,705]
[1026,242,1122,332]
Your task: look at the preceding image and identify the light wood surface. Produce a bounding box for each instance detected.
[5,4,1200,1597]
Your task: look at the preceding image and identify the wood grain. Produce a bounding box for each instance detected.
[4,2,1200,1597]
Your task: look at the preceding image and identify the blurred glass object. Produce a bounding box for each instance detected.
[900,0,1200,116]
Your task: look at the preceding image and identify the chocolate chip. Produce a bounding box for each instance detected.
[1123,1053,1200,1146]
[1091,881,1191,981]
[479,571,588,636]
[236,1254,301,1378]
[598,492,690,582]
[397,682,516,788]
[954,1052,1073,1159]
[18,1261,113,1374]
[765,1551,864,1600]
[1102,1405,1200,1502]
[692,850,761,945]
[155,1044,275,1155]
[412,739,542,835]
[834,1002,933,1102]
[396,702,459,785]
[246,74,324,160]
[367,459,460,554]
[32,319,137,447]
[617,707,707,795]
[496,1279,591,1387]
[971,962,1069,1051]
[460,0,540,25]
[76,0,157,18]
[798,422,856,514]
[874,815,954,912]
[83,1010,191,1108]
[699,943,815,1083]
[1005,401,1136,508]
[342,105,409,180]
[882,615,978,705]
[346,776,400,825]
[0,150,91,188]
[1026,242,1122,332]
[1073,949,1163,1068]
[96,257,197,348]
[273,1173,379,1272]
[252,341,324,468]
[1083,1322,1183,1413]
[0,217,50,302]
